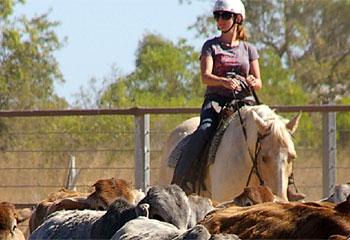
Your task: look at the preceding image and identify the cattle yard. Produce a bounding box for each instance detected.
[0,105,349,237]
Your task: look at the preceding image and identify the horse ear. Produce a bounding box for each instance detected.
[252,111,271,133]
[286,112,302,135]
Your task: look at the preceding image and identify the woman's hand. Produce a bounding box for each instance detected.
[223,77,241,91]
[246,75,258,88]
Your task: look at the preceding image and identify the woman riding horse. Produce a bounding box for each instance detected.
[171,0,305,201]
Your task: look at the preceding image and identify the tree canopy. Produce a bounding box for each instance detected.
[0,0,67,110]
[98,33,203,108]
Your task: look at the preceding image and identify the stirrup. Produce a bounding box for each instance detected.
[287,185,306,201]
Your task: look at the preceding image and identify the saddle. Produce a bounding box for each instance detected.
[170,96,256,195]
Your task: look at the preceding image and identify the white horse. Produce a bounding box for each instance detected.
[159,104,301,202]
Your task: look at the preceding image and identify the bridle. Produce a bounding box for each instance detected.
[245,131,270,187]
[234,103,269,187]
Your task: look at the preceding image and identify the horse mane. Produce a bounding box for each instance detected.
[244,105,292,148]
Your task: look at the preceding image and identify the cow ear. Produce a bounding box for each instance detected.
[286,112,302,135]
[252,111,271,134]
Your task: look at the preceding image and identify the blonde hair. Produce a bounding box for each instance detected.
[236,24,248,41]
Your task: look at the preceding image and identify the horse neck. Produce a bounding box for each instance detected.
[222,116,258,172]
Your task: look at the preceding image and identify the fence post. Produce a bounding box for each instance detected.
[66,155,78,191]
[134,114,150,191]
[322,111,336,198]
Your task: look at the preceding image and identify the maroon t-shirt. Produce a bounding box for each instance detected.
[201,37,259,97]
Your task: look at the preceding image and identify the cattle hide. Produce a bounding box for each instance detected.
[173,224,211,240]
[29,188,85,233]
[322,184,350,204]
[210,234,241,240]
[188,195,215,228]
[234,186,276,206]
[111,217,182,240]
[29,209,103,239]
[200,198,350,239]
[29,177,136,233]
[29,198,149,240]
[87,178,135,209]
[112,218,240,240]
[91,198,149,239]
[132,189,146,205]
[138,184,191,230]
[0,202,26,240]
[215,186,286,210]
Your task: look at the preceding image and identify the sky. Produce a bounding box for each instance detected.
[14,0,212,105]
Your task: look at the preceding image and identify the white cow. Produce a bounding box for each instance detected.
[29,198,149,240]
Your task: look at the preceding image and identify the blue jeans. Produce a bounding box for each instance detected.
[172,94,233,187]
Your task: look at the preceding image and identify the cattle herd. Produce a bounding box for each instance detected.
[1,178,350,240]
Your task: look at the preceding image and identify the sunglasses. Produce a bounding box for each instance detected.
[213,11,233,21]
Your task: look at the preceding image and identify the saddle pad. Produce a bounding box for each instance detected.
[168,112,236,169]
[207,113,236,165]
[167,134,192,168]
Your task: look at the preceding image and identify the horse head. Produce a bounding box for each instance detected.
[248,106,301,201]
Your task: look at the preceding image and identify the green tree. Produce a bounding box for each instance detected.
[130,33,201,99]
[258,48,307,105]
[0,0,67,152]
[99,33,203,108]
[291,0,350,103]
[0,0,23,19]
[0,0,67,110]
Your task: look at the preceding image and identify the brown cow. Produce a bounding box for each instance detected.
[86,177,136,209]
[29,178,137,233]
[0,202,30,240]
[200,196,350,239]
[215,186,286,209]
[28,188,87,233]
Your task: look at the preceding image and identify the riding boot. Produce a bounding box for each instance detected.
[287,174,306,201]
[171,156,197,195]
[171,170,195,195]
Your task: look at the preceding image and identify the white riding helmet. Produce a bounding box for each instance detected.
[213,0,246,20]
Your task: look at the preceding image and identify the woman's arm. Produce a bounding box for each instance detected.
[246,59,262,91]
[200,55,240,91]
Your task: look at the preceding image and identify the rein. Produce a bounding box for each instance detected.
[245,132,268,187]
[232,101,266,187]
